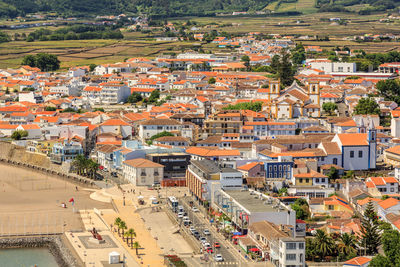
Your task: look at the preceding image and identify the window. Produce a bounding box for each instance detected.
[350,151,354,158]
[274,166,277,171]
[359,151,363,158]
[279,165,282,171]
[286,243,296,249]
[321,178,325,183]
[333,158,338,165]
[269,166,272,172]
[299,242,305,249]
[286,254,296,261]
[391,188,395,192]
[316,178,319,183]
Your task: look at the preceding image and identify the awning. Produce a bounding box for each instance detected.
[233,232,242,235]
[249,248,260,252]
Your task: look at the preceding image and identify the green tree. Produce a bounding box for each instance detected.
[148,89,160,103]
[22,87,35,92]
[278,187,287,196]
[381,230,400,264]
[124,228,136,247]
[132,241,141,255]
[22,53,60,72]
[223,102,263,112]
[292,43,306,65]
[271,49,295,87]
[327,167,339,180]
[360,204,381,255]
[89,64,97,72]
[119,221,127,240]
[354,97,380,115]
[127,92,143,103]
[291,198,310,220]
[45,106,57,111]
[338,233,357,260]
[369,255,393,267]
[208,77,216,84]
[21,55,36,67]
[314,229,335,259]
[11,130,28,140]
[241,55,250,70]
[376,79,400,104]
[114,217,121,234]
[322,102,337,115]
[150,131,174,141]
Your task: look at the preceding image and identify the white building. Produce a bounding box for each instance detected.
[99,119,132,139]
[307,60,356,73]
[122,158,164,186]
[248,220,305,267]
[138,118,182,141]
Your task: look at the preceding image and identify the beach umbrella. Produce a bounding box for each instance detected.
[137,196,144,199]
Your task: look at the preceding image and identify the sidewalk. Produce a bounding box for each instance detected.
[101,198,166,267]
[65,209,139,267]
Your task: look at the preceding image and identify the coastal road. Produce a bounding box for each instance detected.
[180,198,244,267]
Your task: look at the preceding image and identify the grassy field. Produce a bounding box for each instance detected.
[0,38,202,69]
[1,12,400,69]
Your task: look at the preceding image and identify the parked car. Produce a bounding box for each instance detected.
[203,229,210,235]
[189,226,196,233]
[214,254,224,262]
[203,242,211,248]
[199,237,207,243]
[192,207,199,212]
[206,247,213,254]
[177,212,184,219]
[214,242,221,248]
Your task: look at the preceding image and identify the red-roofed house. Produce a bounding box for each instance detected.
[343,256,371,267]
[366,177,399,196]
[99,119,132,139]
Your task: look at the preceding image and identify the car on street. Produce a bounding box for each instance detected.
[189,226,196,233]
[203,229,210,235]
[214,254,224,262]
[206,247,213,254]
[177,212,184,218]
[214,242,221,248]
[193,231,200,239]
[199,237,207,243]
[192,207,199,212]
[183,219,191,226]
[203,242,211,248]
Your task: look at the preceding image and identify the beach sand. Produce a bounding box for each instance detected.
[0,163,111,235]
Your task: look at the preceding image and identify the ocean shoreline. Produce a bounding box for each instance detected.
[0,236,80,267]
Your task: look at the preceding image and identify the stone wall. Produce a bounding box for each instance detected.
[0,236,80,267]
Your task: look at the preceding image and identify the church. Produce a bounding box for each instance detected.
[265,80,321,119]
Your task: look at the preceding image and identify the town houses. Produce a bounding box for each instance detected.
[2,31,400,266]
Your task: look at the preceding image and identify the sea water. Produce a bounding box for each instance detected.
[0,248,59,267]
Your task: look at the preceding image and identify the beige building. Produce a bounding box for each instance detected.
[123,158,164,186]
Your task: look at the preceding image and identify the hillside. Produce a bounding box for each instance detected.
[0,0,275,18]
[0,0,397,18]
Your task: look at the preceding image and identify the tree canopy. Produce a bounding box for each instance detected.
[223,102,263,112]
[376,79,400,105]
[322,102,337,115]
[354,97,380,115]
[22,53,60,72]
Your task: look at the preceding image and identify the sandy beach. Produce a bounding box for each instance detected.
[0,163,111,235]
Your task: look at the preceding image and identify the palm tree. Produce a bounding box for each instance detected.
[338,233,357,257]
[72,154,86,175]
[114,217,121,234]
[124,228,136,247]
[132,241,141,255]
[314,229,335,260]
[88,160,100,179]
[120,221,127,240]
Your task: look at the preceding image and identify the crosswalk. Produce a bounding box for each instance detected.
[215,262,238,265]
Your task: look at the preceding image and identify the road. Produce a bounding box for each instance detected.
[179,198,245,267]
